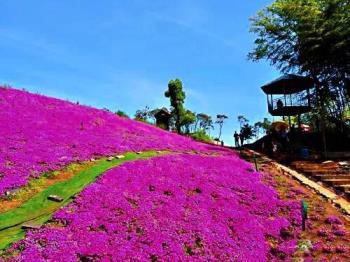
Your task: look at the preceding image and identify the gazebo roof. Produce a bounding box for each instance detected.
[261,74,313,95]
[153,107,171,118]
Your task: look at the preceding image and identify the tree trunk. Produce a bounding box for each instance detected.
[176,107,181,134]
[313,76,328,158]
[218,124,222,140]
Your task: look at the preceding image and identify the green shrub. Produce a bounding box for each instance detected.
[190,130,212,143]
[116,110,129,118]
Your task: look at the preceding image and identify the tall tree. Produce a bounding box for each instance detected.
[238,115,248,129]
[165,79,186,133]
[240,124,255,145]
[215,114,228,140]
[237,116,256,145]
[181,110,196,134]
[203,116,215,136]
[196,113,209,131]
[134,106,151,122]
[249,0,350,122]
[254,118,272,138]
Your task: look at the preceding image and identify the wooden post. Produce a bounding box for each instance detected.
[313,76,327,159]
[288,116,291,128]
[284,93,287,108]
[253,154,259,172]
[301,200,308,231]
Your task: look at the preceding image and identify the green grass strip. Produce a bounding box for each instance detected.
[0,151,160,250]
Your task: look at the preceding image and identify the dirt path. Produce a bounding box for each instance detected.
[241,149,350,260]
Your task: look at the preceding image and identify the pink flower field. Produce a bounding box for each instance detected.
[1,87,349,261]
[8,154,300,261]
[0,87,226,195]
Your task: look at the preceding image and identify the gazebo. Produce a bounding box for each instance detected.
[261,74,313,126]
[153,108,171,130]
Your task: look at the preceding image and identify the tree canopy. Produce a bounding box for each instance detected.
[165,79,186,133]
[181,110,196,134]
[250,0,350,122]
[134,106,151,122]
[215,114,228,140]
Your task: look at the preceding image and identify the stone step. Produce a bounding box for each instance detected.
[293,164,334,169]
[302,167,340,171]
[322,179,350,186]
[315,174,350,180]
[293,163,334,167]
[335,184,350,192]
[21,222,41,230]
[47,194,64,202]
[302,170,341,176]
[292,163,337,168]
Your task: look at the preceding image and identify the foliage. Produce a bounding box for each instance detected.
[205,116,215,134]
[201,115,214,132]
[215,114,228,140]
[116,110,129,118]
[238,115,248,128]
[194,113,215,136]
[134,106,152,122]
[343,106,350,122]
[190,129,212,143]
[237,116,256,145]
[254,118,272,137]
[181,110,196,134]
[249,0,350,125]
[165,79,186,133]
[240,124,255,144]
[196,113,209,128]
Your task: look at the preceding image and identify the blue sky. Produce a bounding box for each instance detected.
[0,0,279,145]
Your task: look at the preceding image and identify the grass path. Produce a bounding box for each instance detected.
[0,151,162,250]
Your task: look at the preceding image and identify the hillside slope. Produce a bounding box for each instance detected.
[8,154,292,260]
[1,87,349,261]
[0,87,223,195]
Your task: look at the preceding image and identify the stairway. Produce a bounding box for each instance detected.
[290,161,350,197]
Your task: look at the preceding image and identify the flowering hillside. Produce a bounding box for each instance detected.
[0,87,224,195]
[9,154,300,261]
[1,87,349,261]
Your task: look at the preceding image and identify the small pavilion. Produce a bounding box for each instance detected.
[261,74,313,127]
[153,108,171,130]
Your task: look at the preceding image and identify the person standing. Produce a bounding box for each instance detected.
[239,132,244,147]
[234,131,240,147]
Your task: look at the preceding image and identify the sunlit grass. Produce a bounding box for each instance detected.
[0,151,163,250]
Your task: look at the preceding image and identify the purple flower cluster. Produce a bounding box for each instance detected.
[0,87,229,195]
[9,154,300,261]
[325,215,343,225]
